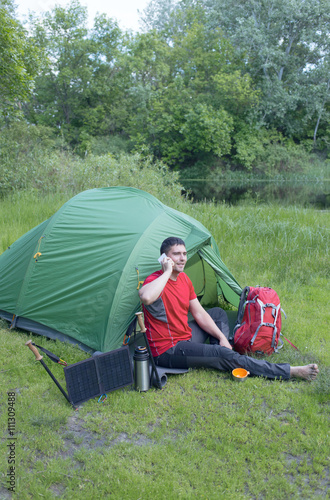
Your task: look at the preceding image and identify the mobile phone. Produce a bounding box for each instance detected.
[158,253,167,264]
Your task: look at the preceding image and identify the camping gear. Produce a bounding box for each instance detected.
[25,340,133,406]
[25,340,73,406]
[97,312,185,390]
[232,368,250,381]
[148,365,188,388]
[64,346,133,405]
[132,312,189,389]
[133,346,150,392]
[134,311,163,389]
[26,340,68,366]
[233,286,284,355]
[0,187,242,353]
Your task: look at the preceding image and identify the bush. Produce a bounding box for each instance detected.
[89,135,132,156]
[0,122,184,206]
[66,153,183,205]
[0,122,66,193]
[234,127,314,174]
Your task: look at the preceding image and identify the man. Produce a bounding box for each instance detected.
[139,237,319,380]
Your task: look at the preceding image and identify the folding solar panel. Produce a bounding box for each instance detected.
[64,345,133,405]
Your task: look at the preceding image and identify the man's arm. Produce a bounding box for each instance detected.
[138,258,174,305]
[189,298,233,350]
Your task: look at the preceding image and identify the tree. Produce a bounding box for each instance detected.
[127,19,258,166]
[139,0,178,32]
[0,0,40,121]
[300,53,330,145]
[25,1,127,151]
[202,0,330,141]
[26,1,90,142]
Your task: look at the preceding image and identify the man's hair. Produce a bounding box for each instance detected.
[160,237,186,255]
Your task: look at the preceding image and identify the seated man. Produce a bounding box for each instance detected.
[139,237,319,381]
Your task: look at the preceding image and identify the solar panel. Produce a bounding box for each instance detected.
[64,346,133,405]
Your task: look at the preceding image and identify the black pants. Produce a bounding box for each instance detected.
[154,308,290,380]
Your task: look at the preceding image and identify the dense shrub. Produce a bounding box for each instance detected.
[0,123,183,206]
[234,128,315,174]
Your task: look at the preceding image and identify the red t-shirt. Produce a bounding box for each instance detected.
[142,271,197,357]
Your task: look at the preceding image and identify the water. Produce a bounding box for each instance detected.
[181,178,330,209]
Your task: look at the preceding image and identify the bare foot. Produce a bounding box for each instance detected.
[290,364,319,380]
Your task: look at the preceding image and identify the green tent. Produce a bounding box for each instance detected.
[0,187,242,352]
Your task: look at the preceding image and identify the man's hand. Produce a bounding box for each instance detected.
[139,258,173,305]
[161,256,174,274]
[189,298,233,349]
[219,336,233,350]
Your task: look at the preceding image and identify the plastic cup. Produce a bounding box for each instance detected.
[232,368,250,381]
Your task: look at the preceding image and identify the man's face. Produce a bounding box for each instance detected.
[166,244,187,274]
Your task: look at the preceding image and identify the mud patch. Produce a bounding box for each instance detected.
[284,453,329,495]
[109,432,154,447]
[57,414,154,459]
[0,485,12,500]
[59,414,109,458]
[48,483,66,497]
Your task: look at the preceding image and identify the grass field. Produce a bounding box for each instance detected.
[0,190,329,499]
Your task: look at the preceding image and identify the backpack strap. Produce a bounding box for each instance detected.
[234,286,250,332]
[123,315,138,345]
[232,286,250,338]
[281,334,299,350]
[250,301,280,348]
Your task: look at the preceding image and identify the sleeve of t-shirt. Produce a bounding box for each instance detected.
[185,274,197,301]
[143,271,162,286]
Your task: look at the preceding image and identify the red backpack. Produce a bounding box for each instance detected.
[233,286,284,356]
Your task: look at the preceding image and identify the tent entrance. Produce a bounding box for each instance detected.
[185,253,218,307]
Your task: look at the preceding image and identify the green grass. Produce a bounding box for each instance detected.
[0,192,329,499]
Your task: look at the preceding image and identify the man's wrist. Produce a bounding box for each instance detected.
[218,332,227,342]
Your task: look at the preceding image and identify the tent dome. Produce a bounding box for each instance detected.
[0,187,241,351]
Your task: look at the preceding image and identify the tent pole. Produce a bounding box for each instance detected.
[25,340,75,407]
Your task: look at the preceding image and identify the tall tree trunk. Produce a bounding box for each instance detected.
[313,77,330,143]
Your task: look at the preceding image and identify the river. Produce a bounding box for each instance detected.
[181,177,330,209]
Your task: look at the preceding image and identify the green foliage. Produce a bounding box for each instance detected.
[0,122,183,207]
[0,0,40,120]
[128,20,257,166]
[178,158,213,181]
[131,82,234,165]
[26,1,91,139]
[89,135,132,156]
[234,127,316,174]
[202,0,330,141]
[181,103,233,157]
[0,122,61,192]
[1,0,329,174]
[212,70,260,116]
[21,1,261,167]
[67,153,183,206]
[25,1,125,147]
[139,0,178,32]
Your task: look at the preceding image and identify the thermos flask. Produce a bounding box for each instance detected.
[133,346,150,392]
